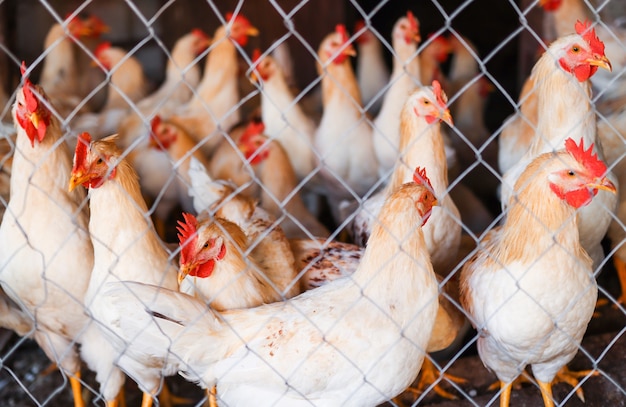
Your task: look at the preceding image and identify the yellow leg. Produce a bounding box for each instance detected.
[209,386,218,407]
[537,380,555,407]
[141,392,154,407]
[614,256,626,305]
[70,371,85,407]
[499,381,512,407]
[106,399,119,407]
[552,365,598,402]
[488,371,532,391]
[402,358,467,400]
[159,382,194,407]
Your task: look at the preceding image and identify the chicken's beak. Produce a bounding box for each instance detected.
[250,70,259,83]
[247,26,260,37]
[178,263,195,285]
[440,109,453,127]
[68,172,89,192]
[343,44,357,57]
[588,55,612,72]
[30,112,41,130]
[589,177,617,194]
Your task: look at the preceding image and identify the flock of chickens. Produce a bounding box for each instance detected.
[0,0,625,406]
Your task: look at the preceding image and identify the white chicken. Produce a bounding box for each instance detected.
[313,24,379,220]
[101,167,440,407]
[0,63,93,407]
[68,133,179,407]
[500,21,616,269]
[461,138,616,407]
[350,81,461,277]
[372,11,421,176]
[354,19,389,115]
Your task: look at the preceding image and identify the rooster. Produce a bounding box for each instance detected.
[460,138,616,407]
[68,133,179,407]
[313,24,379,222]
[500,21,616,270]
[100,167,440,406]
[0,62,93,407]
[372,11,421,176]
[354,19,389,115]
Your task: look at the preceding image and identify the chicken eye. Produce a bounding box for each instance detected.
[567,170,575,176]
[203,242,209,249]
[572,45,580,53]
[423,99,430,105]
[97,158,103,165]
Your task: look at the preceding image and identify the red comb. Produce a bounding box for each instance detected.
[226,11,251,27]
[192,28,209,41]
[20,61,38,113]
[73,132,92,173]
[354,20,366,32]
[177,213,198,266]
[407,11,419,33]
[431,80,447,109]
[252,48,262,63]
[564,137,607,178]
[336,24,350,45]
[575,20,605,56]
[150,115,162,136]
[413,167,433,191]
[240,120,265,144]
[94,42,111,59]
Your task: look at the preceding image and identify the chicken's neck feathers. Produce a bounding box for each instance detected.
[388,118,448,194]
[321,61,361,109]
[529,53,595,157]
[40,24,77,94]
[189,32,238,110]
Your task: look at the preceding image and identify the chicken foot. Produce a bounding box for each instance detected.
[552,365,598,402]
[69,371,85,407]
[158,382,195,407]
[401,358,467,400]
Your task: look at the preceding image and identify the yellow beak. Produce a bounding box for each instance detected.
[589,177,617,194]
[247,26,259,37]
[30,112,41,130]
[588,55,612,72]
[177,263,195,285]
[440,109,453,127]
[68,172,89,192]
[343,44,357,57]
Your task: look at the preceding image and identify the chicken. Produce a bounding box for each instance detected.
[372,11,421,176]
[235,121,330,239]
[460,138,616,407]
[444,35,499,212]
[123,28,210,118]
[351,81,460,277]
[250,49,317,183]
[40,15,106,120]
[100,167,440,406]
[313,24,379,222]
[419,34,451,86]
[71,41,150,138]
[500,21,616,269]
[147,114,211,222]
[354,19,389,115]
[540,0,626,102]
[67,133,179,407]
[118,14,256,234]
[0,62,93,407]
[176,213,289,309]
[188,157,301,300]
[164,12,258,157]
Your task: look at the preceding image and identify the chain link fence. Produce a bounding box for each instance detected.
[0,0,624,406]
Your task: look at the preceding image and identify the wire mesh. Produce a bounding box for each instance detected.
[0,0,624,406]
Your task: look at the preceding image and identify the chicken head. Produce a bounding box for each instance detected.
[14,62,52,147]
[409,80,453,126]
[555,20,611,81]
[68,133,120,190]
[177,213,243,283]
[238,120,270,165]
[224,12,258,46]
[319,24,356,65]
